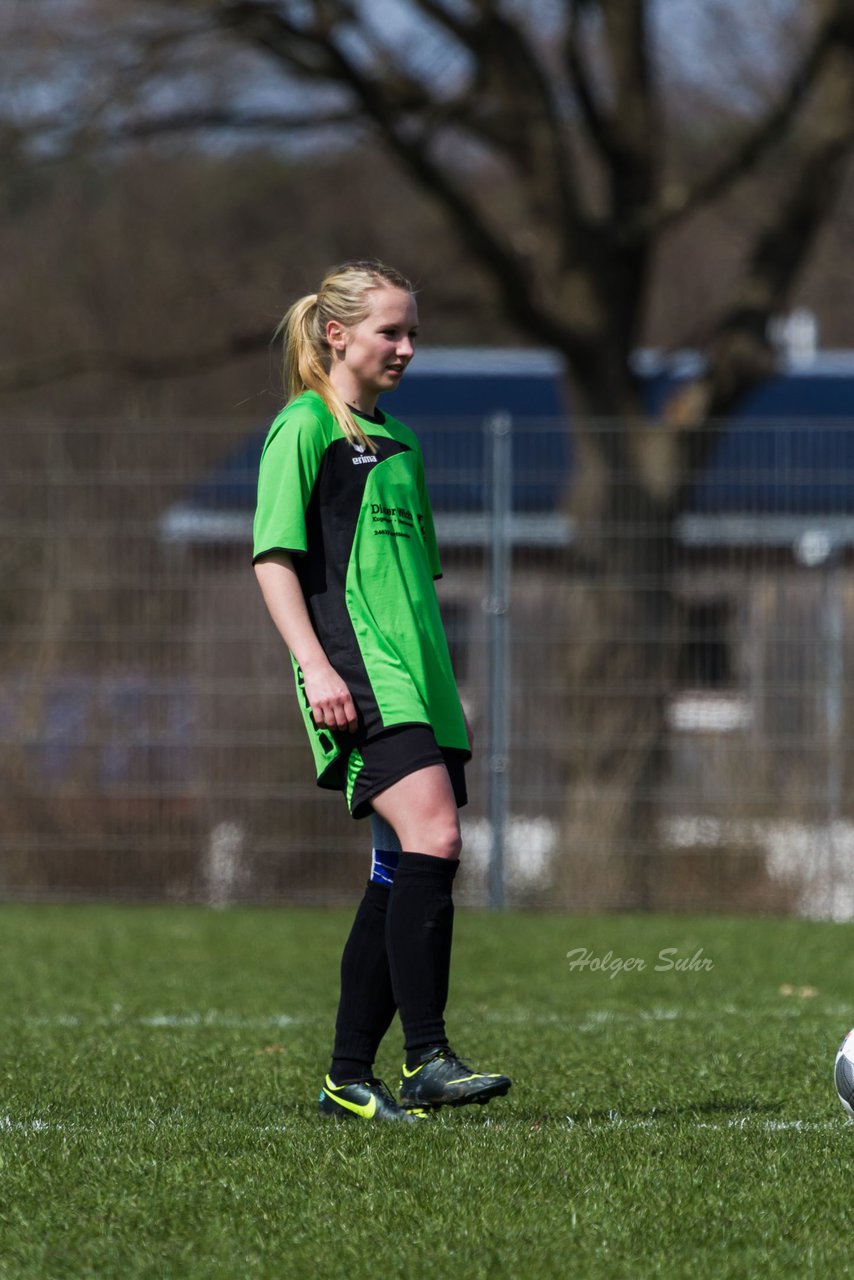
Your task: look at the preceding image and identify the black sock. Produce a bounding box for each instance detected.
[385,851,459,1068]
[329,880,397,1084]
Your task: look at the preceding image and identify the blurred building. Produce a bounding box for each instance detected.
[154,347,854,913]
[5,346,854,912]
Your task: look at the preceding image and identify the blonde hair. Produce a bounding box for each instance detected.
[276,259,414,450]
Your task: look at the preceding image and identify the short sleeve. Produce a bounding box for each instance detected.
[416,447,443,580]
[252,402,330,563]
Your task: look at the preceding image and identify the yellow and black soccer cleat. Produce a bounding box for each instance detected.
[318,1075,429,1123]
[399,1049,512,1110]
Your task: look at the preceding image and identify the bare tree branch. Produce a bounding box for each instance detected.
[407,0,477,46]
[408,0,583,221]
[114,106,358,141]
[654,36,854,494]
[213,0,596,360]
[565,0,617,163]
[5,0,854,426]
[458,3,584,230]
[638,0,842,238]
[601,0,657,214]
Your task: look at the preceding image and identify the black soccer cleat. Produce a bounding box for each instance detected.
[318,1074,429,1123]
[399,1049,512,1110]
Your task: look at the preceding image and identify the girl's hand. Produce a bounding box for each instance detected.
[303,661,359,734]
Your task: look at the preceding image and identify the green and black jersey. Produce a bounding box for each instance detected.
[253,390,470,791]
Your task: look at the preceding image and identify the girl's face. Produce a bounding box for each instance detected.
[327,286,419,406]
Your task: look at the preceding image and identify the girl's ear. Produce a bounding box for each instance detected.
[326,319,348,352]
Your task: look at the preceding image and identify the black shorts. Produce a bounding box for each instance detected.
[338,724,468,820]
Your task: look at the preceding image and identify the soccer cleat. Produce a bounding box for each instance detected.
[399,1049,512,1110]
[317,1074,428,1123]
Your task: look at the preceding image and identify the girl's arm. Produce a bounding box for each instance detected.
[254,553,359,733]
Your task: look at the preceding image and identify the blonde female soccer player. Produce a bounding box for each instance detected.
[253,260,511,1122]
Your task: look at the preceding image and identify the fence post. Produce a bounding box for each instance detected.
[485,412,512,910]
[822,539,844,916]
[796,528,844,915]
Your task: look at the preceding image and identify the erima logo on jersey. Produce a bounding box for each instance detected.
[352,452,378,466]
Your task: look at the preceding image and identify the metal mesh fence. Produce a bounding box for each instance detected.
[2,414,853,915]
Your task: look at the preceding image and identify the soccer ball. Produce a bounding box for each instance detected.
[834,1029,854,1119]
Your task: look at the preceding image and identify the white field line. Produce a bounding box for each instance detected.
[562,1116,847,1132]
[1,1117,53,1132]
[2,1114,848,1135]
[480,1004,854,1030]
[14,1004,853,1031]
[20,1011,305,1029]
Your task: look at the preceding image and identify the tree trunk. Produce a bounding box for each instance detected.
[557,434,678,910]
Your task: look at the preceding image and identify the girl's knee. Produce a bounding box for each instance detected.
[423,819,462,861]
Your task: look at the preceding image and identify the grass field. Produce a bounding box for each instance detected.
[0,904,850,1278]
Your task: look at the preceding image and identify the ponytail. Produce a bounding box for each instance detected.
[275,259,415,452]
